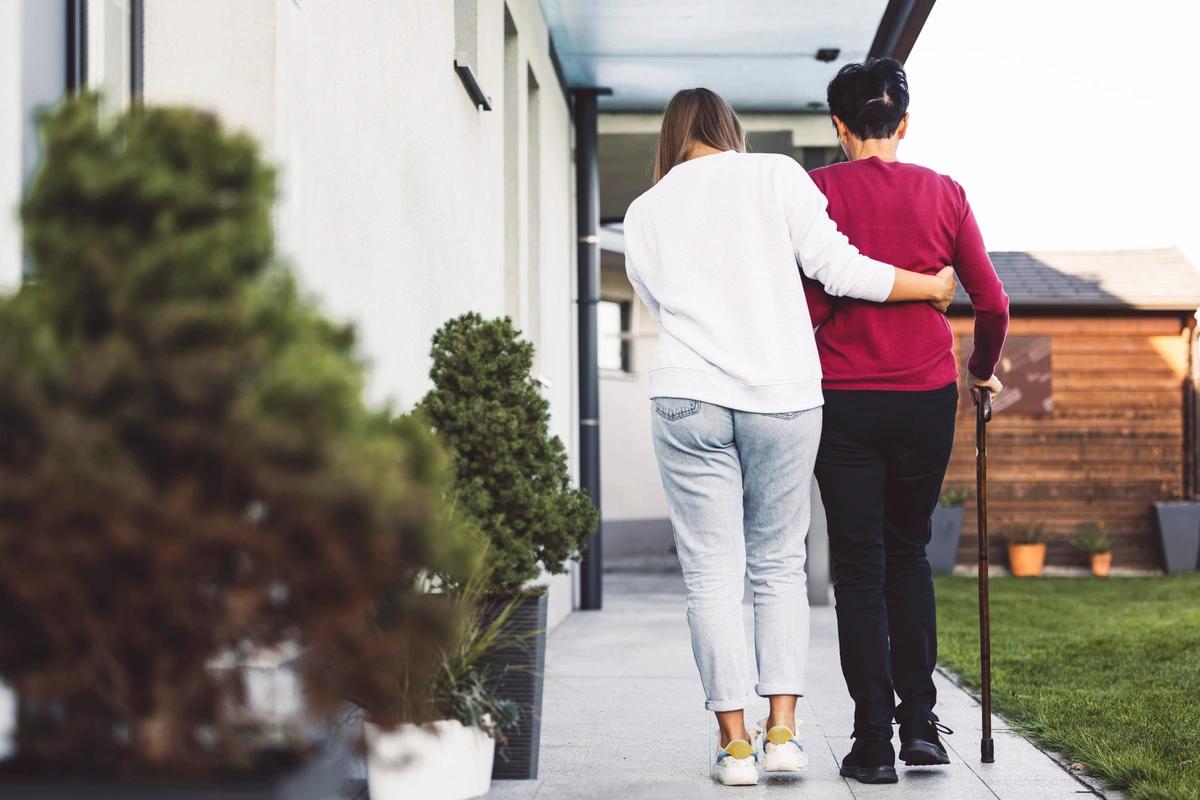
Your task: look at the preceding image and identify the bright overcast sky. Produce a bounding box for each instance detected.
[901,1,1200,269]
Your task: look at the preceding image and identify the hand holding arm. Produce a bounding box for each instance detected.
[783,159,957,308]
[886,265,957,309]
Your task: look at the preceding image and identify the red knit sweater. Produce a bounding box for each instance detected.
[804,157,1009,390]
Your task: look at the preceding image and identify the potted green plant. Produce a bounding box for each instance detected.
[929,486,971,573]
[0,96,470,796]
[420,313,599,780]
[1070,522,1114,577]
[1006,523,1049,577]
[364,557,520,800]
[1153,498,1200,574]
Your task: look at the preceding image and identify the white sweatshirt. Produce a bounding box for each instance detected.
[623,150,896,413]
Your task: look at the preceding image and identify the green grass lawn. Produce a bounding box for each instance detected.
[935,574,1200,800]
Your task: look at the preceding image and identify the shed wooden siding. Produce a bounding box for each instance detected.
[945,315,1190,571]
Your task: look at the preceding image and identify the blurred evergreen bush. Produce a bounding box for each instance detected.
[0,95,472,773]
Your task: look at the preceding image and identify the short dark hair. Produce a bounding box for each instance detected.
[826,58,909,140]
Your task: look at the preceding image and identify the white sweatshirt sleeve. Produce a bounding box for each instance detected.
[626,257,660,321]
[776,157,896,302]
[623,211,661,321]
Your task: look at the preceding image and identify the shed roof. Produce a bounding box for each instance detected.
[953,249,1200,313]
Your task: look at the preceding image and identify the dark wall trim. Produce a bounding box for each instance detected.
[455,62,492,110]
[66,0,87,92]
[131,0,144,101]
[1180,314,1199,501]
[573,87,611,611]
[868,0,937,63]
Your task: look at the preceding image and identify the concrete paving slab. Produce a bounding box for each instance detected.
[483,573,1105,800]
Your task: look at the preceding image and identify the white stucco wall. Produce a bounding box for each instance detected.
[143,0,278,152]
[599,265,667,522]
[0,1,22,292]
[0,0,67,291]
[143,0,581,625]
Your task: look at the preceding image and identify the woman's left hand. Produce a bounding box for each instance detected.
[970,372,1003,399]
[928,266,956,312]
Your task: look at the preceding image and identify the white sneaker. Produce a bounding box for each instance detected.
[754,719,809,772]
[712,738,758,786]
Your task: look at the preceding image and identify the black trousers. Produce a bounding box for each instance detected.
[814,383,958,741]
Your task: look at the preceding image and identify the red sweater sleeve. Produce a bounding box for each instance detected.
[953,189,1009,378]
[803,274,835,328]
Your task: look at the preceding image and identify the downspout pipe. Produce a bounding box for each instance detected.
[868,0,937,63]
[1185,315,1198,499]
[572,88,610,610]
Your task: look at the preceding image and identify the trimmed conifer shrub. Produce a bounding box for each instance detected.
[0,96,471,773]
[420,313,598,595]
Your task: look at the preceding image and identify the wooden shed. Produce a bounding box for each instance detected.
[945,249,1200,571]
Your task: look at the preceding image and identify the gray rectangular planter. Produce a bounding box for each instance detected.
[480,591,547,780]
[928,505,965,574]
[1153,501,1200,574]
[0,750,346,799]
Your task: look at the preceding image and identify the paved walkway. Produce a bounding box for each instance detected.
[488,572,1107,800]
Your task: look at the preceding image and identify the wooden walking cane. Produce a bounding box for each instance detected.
[976,387,995,763]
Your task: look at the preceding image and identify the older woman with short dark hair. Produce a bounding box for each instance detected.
[804,58,1010,784]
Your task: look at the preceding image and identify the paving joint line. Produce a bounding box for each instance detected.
[935,664,1114,799]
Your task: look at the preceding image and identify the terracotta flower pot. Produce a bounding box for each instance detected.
[1008,543,1046,577]
[1091,551,1113,577]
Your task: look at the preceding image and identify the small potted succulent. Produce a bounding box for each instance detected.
[1006,523,1048,577]
[1070,522,1114,577]
[929,486,971,573]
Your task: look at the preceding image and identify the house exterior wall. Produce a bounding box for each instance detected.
[142,0,581,624]
[598,258,673,559]
[0,1,20,293]
[946,314,1191,571]
[0,0,68,291]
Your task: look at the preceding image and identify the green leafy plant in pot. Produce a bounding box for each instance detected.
[0,95,471,797]
[1070,522,1114,577]
[1006,523,1049,577]
[929,486,971,574]
[364,545,523,800]
[419,313,599,779]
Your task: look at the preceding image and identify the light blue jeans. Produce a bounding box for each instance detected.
[651,398,821,712]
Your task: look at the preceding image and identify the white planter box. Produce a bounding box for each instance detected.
[365,719,494,800]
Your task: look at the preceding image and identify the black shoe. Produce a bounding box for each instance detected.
[840,738,898,784]
[899,715,953,766]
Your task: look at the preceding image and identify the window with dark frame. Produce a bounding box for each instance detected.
[597,299,632,373]
[65,0,143,105]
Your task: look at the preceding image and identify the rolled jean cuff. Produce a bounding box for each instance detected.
[705,695,750,713]
[756,683,805,698]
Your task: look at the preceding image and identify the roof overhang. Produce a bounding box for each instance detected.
[540,0,936,113]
